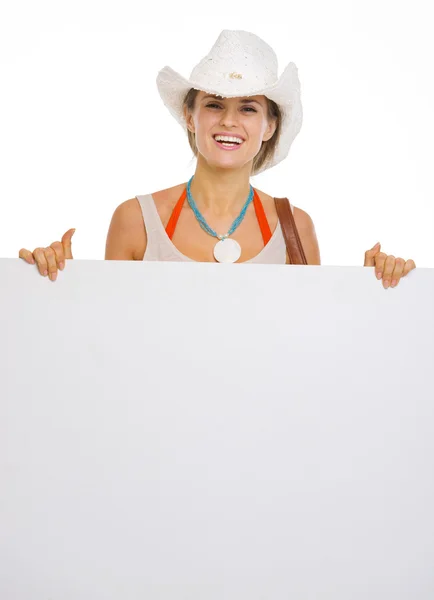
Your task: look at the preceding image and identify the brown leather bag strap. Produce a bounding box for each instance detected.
[274,197,308,265]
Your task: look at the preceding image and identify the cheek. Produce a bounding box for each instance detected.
[196,109,216,128]
[246,116,267,135]
[250,121,268,143]
[194,113,219,145]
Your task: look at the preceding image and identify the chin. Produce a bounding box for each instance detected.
[202,150,254,169]
[207,158,247,171]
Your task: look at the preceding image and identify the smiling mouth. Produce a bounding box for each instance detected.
[213,136,244,149]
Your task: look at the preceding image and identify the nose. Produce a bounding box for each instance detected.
[219,105,240,128]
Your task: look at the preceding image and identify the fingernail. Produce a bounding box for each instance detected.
[49,272,57,281]
[43,270,48,276]
[376,272,382,279]
[391,279,397,287]
[384,280,390,289]
[59,262,64,270]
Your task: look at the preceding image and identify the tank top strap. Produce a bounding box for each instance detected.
[166,187,187,239]
[252,189,272,245]
[135,193,166,247]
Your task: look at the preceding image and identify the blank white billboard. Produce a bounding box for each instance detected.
[1,259,433,599]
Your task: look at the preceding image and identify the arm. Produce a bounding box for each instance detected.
[293,207,321,265]
[105,198,147,260]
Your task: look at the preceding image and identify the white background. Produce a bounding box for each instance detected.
[1,0,433,267]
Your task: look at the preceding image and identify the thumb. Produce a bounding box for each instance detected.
[62,228,75,259]
[364,241,381,266]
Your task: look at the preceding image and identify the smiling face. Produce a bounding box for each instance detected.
[183,91,278,172]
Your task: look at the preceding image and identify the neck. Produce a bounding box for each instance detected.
[188,158,253,216]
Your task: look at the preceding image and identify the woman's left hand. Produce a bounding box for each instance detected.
[364,242,416,289]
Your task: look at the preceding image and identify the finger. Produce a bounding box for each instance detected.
[18,248,36,265]
[364,242,381,266]
[61,229,75,260]
[374,252,388,279]
[44,247,59,281]
[390,257,405,287]
[50,241,65,270]
[382,255,396,288]
[403,259,416,276]
[33,248,49,276]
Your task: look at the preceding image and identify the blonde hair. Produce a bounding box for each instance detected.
[183,88,282,176]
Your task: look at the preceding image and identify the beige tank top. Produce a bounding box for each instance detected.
[135,193,293,264]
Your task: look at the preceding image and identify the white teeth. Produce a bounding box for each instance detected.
[214,135,243,144]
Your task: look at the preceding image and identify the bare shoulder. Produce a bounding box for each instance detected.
[293,205,314,228]
[105,183,186,261]
[292,206,321,265]
[105,197,146,260]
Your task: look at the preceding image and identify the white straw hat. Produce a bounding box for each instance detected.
[156,29,303,175]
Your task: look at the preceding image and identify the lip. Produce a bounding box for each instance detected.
[213,134,245,151]
[213,138,244,151]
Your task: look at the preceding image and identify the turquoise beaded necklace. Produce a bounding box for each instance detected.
[186,175,254,263]
[186,176,253,241]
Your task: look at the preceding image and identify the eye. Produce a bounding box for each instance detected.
[205,103,257,113]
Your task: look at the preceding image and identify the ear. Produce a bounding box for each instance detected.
[183,107,195,134]
[263,117,277,142]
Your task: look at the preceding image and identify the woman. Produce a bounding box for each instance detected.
[19,29,416,287]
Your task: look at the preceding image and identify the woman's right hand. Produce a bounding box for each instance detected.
[19,229,76,281]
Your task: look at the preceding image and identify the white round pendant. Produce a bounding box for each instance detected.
[213,238,242,263]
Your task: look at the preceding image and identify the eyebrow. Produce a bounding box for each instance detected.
[202,94,262,106]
